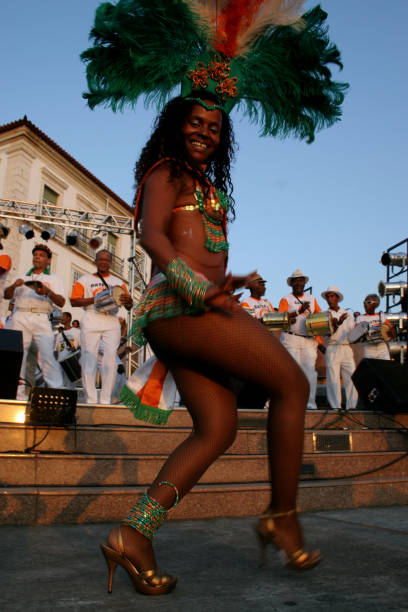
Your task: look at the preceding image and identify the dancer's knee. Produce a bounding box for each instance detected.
[195,418,237,456]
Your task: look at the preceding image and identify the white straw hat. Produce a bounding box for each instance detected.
[321,285,344,302]
[287,269,309,286]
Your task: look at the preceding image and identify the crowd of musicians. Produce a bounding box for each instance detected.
[0,245,397,409]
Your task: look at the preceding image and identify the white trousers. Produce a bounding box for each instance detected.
[80,311,121,404]
[10,311,63,399]
[325,344,358,410]
[361,342,390,360]
[281,333,318,409]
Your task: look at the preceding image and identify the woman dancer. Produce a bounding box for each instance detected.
[82,0,347,596]
[101,91,320,594]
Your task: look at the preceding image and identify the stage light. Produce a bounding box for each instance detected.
[18,224,34,239]
[388,341,408,358]
[66,230,79,246]
[0,222,10,239]
[89,233,103,249]
[383,312,408,327]
[381,252,407,267]
[378,281,408,297]
[40,226,56,241]
[27,387,77,426]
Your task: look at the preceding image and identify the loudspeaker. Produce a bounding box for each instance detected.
[352,358,408,413]
[0,329,23,399]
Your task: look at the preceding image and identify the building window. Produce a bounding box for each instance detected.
[72,267,85,286]
[107,233,117,257]
[43,185,59,205]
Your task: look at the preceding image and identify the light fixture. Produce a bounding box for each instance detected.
[18,223,35,239]
[383,312,408,327]
[0,222,10,239]
[378,281,408,298]
[381,252,407,268]
[66,230,79,246]
[40,226,56,241]
[27,387,77,426]
[89,232,103,249]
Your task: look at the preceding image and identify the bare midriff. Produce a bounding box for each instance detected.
[154,173,227,285]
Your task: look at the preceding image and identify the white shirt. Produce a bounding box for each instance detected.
[327,307,355,345]
[12,271,65,313]
[241,296,275,319]
[279,293,321,336]
[54,327,81,361]
[355,312,389,345]
[71,272,127,313]
[0,253,12,307]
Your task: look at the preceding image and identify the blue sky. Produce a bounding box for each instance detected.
[1,0,407,311]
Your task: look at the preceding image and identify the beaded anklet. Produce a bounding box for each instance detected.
[166,257,211,309]
[122,481,179,541]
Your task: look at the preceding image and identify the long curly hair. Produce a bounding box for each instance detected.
[134,91,236,220]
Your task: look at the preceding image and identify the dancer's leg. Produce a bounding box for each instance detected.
[147,309,309,548]
[113,307,309,567]
[109,359,238,570]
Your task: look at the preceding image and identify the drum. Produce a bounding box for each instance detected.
[94,286,126,315]
[348,321,368,344]
[348,321,385,344]
[49,308,62,329]
[305,311,333,336]
[365,323,385,344]
[262,312,290,332]
[60,350,82,383]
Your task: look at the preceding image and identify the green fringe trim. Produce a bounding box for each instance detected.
[120,385,172,426]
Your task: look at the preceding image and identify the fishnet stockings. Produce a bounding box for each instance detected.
[145,306,309,513]
[111,307,310,569]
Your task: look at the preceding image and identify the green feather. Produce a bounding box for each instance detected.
[81,0,209,110]
[81,2,348,142]
[239,6,348,142]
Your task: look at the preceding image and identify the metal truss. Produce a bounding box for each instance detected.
[0,198,147,369]
[0,198,134,234]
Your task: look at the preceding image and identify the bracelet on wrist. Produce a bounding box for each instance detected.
[166,257,211,309]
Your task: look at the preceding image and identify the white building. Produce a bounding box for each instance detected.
[0,117,148,331]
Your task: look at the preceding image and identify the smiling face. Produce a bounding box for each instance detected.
[181,101,222,164]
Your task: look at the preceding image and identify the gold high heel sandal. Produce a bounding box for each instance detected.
[255,508,321,570]
[100,526,177,596]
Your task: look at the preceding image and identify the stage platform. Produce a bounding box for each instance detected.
[0,399,407,526]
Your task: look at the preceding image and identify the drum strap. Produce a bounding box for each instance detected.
[96,272,110,290]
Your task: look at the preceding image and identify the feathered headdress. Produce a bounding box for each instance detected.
[81,0,348,142]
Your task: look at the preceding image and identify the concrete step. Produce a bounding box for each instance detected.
[1,422,407,456]
[1,399,407,430]
[1,449,407,487]
[1,476,407,525]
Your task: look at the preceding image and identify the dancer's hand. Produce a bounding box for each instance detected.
[205,272,255,313]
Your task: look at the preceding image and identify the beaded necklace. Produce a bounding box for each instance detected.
[193,180,230,253]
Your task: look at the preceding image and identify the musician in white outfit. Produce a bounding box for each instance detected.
[321,286,357,410]
[355,294,395,361]
[70,249,133,404]
[54,312,81,389]
[4,244,65,399]
[278,269,322,410]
